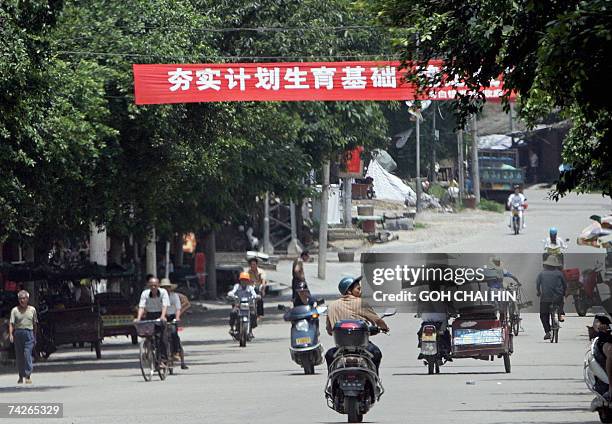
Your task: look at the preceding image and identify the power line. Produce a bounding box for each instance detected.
[53,50,400,61]
[59,24,388,34]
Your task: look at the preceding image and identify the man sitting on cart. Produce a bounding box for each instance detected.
[135,277,170,367]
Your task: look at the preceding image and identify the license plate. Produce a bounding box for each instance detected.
[422,334,437,342]
[295,337,311,345]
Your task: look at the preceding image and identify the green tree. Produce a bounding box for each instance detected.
[370,0,612,197]
[0,1,115,249]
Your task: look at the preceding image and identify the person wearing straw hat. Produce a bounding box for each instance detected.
[160,278,188,370]
[536,255,567,340]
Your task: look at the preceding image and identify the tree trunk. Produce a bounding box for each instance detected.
[175,234,184,267]
[109,236,123,265]
[145,227,157,277]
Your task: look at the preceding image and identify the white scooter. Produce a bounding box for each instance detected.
[584,338,612,422]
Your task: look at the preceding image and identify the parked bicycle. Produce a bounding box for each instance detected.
[134,320,169,381]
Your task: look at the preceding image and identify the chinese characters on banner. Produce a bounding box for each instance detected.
[133,61,509,105]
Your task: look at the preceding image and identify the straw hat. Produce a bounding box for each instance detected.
[543,255,562,268]
[160,278,177,290]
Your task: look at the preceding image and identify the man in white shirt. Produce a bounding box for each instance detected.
[135,277,170,365]
[507,185,527,229]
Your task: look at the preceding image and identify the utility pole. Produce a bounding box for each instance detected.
[262,192,272,254]
[457,130,465,203]
[415,113,422,212]
[204,230,217,299]
[318,161,330,279]
[471,116,481,205]
[343,176,352,227]
[432,102,438,183]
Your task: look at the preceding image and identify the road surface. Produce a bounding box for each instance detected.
[0,188,609,424]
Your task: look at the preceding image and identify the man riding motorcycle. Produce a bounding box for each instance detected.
[507,185,527,229]
[543,227,568,264]
[228,272,259,338]
[325,276,389,373]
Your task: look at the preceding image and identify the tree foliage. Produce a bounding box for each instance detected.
[371,0,612,197]
[1,0,391,254]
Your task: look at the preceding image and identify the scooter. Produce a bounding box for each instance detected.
[418,320,451,374]
[325,309,396,423]
[584,337,612,422]
[280,300,327,374]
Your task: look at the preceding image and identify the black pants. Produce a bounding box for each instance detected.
[540,301,565,333]
[325,342,382,373]
[167,315,181,355]
[146,312,168,361]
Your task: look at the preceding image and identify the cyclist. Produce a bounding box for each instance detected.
[135,277,170,367]
[160,278,188,370]
[536,255,567,339]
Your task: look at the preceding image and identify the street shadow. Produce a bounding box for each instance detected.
[456,407,589,413]
[497,377,583,382]
[492,422,597,424]
[0,385,68,393]
[491,392,591,397]
[393,371,507,376]
[186,368,297,376]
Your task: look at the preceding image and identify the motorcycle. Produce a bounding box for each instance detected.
[510,201,523,235]
[230,296,256,347]
[325,309,396,423]
[584,337,612,422]
[280,299,327,374]
[569,263,605,317]
[418,320,451,375]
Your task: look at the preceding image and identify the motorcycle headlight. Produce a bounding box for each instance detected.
[295,319,309,332]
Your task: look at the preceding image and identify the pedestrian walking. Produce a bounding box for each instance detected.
[9,290,38,384]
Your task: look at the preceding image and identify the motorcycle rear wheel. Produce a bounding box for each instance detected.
[427,360,435,375]
[239,327,247,347]
[302,357,315,375]
[346,397,363,423]
[599,408,612,423]
[574,295,588,317]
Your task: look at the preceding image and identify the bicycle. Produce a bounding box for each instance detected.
[134,320,168,381]
[549,304,561,343]
[508,281,531,336]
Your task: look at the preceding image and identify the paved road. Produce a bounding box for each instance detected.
[0,312,599,424]
[1,188,609,424]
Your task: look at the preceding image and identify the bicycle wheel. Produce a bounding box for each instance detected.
[139,338,154,382]
[550,307,560,343]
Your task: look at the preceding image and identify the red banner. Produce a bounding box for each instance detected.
[133,61,508,105]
